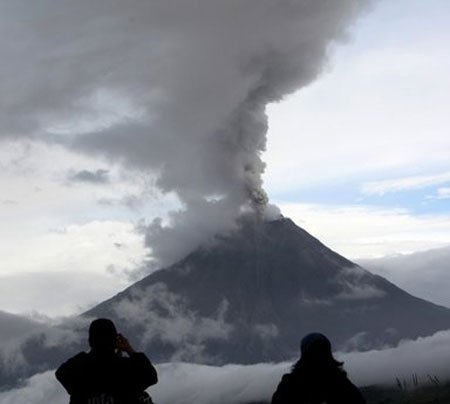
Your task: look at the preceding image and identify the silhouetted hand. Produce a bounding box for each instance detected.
[116,334,136,355]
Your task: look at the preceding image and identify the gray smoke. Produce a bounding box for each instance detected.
[0,0,371,265]
[67,169,110,185]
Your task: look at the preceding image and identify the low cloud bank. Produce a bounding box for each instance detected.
[0,316,89,388]
[152,362,287,404]
[342,329,450,386]
[2,330,450,404]
[113,283,233,362]
[0,371,66,404]
[359,246,450,308]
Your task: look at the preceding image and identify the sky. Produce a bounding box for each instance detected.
[264,0,450,257]
[0,0,449,317]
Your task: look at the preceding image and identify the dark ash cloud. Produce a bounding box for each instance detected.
[67,169,110,184]
[0,0,372,265]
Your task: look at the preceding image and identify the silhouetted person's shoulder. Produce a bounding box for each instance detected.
[55,352,90,395]
[271,373,296,404]
[272,370,365,404]
[56,350,157,395]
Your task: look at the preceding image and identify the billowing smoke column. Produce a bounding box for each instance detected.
[0,0,371,265]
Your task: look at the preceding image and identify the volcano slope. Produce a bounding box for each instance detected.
[86,218,450,364]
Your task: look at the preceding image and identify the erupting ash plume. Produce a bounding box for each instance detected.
[0,0,371,265]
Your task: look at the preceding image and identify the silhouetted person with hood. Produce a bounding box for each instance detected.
[271,333,365,404]
[56,318,158,404]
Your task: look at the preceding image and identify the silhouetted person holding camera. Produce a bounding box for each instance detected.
[56,318,158,404]
[271,333,365,404]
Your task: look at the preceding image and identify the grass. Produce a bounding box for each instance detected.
[361,378,450,404]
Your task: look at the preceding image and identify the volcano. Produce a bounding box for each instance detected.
[87,217,450,364]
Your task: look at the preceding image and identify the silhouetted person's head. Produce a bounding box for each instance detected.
[89,318,117,354]
[300,332,333,363]
[292,332,344,376]
[274,334,364,404]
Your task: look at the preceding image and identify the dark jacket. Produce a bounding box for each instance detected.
[271,365,365,404]
[55,351,158,404]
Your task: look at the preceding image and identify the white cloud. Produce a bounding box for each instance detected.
[361,172,450,196]
[152,362,287,404]
[0,141,170,221]
[333,267,385,300]
[0,371,66,404]
[0,220,148,316]
[343,330,450,386]
[359,246,450,308]
[0,220,146,275]
[436,187,450,200]
[114,283,233,362]
[280,203,450,259]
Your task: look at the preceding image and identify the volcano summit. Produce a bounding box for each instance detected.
[87,217,450,364]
